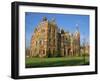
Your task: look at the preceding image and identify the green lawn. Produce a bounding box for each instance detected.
[25,56,89,68]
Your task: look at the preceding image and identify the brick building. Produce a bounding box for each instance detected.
[29,17,80,57]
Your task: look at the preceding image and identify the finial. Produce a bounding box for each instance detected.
[61,28,64,34]
[42,16,47,21]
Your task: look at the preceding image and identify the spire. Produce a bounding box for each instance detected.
[76,24,79,32]
[75,24,80,40]
[51,18,55,22]
[50,17,56,25]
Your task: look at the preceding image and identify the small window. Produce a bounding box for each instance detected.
[53,39,55,45]
[53,29,55,33]
[49,27,51,32]
[49,38,51,42]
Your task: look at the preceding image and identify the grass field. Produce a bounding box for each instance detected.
[25,56,89,68]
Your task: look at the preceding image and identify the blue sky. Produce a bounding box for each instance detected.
[25,12,89,48]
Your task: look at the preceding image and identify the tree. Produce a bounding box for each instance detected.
[82,38,86,64]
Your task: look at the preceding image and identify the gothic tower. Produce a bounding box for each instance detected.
[47,18,58,57]
[74,24,80,56]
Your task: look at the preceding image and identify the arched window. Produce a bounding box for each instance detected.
[49,26,51,33]
[53,39,55,45]
[43,50,45,54]
[53,49,55,54]
[39,40,42,45]
[36,41,37,46]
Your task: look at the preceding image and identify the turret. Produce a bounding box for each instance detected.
[75,24,80,40]
[42,16,47,21]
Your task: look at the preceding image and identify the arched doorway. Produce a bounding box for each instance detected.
[68,48,71,56]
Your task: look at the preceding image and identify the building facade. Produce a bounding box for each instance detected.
[30,17,80,57]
